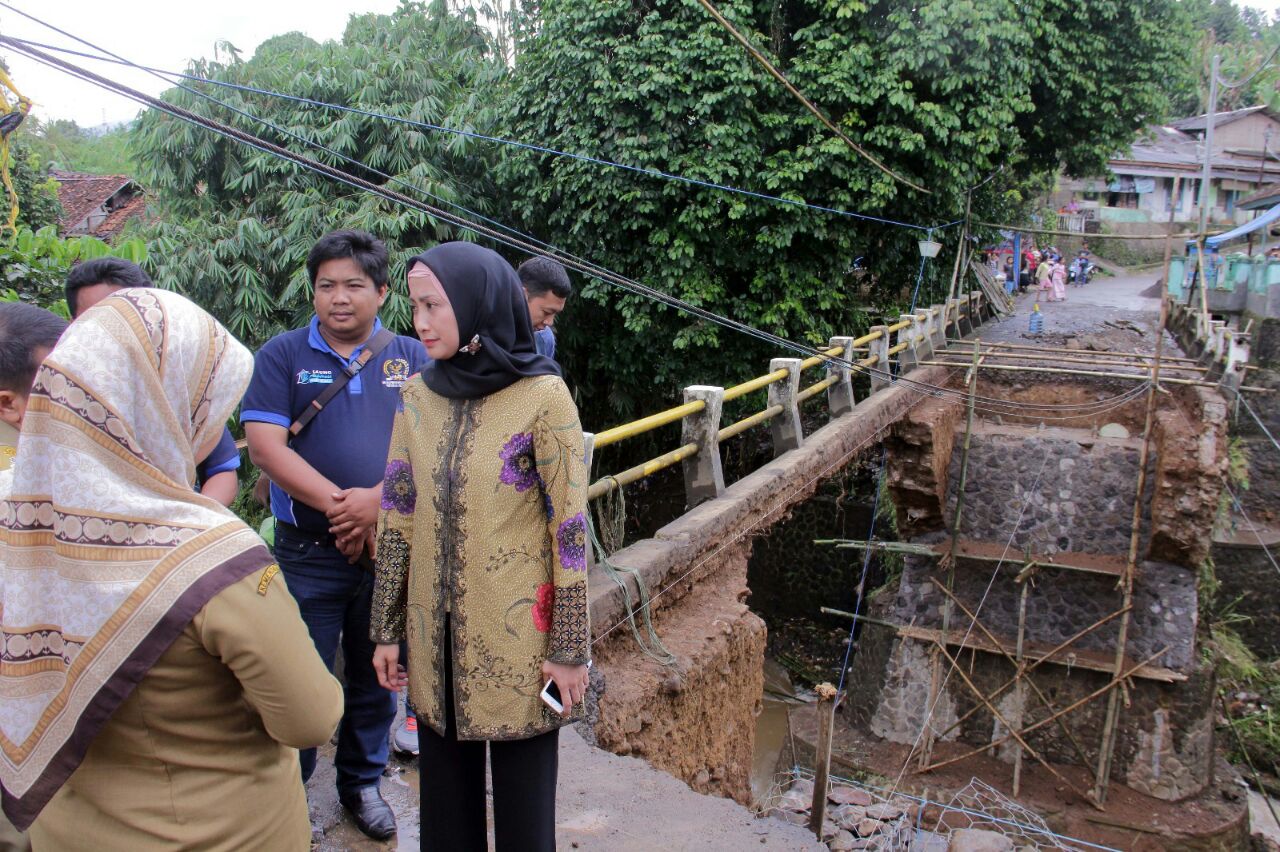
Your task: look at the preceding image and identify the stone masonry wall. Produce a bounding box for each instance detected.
[943,425,1154,557]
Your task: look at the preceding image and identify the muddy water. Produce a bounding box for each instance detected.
[752,658,802,804]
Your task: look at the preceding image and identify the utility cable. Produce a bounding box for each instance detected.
[1225,385,1280,459]
[689,0,929,194]
[1215,42,1280,90]
[834,447,885,695]
[0,25,950,232]
[6,37,1155,420]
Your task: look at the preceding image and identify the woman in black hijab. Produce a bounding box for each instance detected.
[371,242,590,851]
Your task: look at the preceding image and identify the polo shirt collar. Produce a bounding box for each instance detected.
[307,316,385,363]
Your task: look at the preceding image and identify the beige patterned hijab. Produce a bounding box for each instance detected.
[0,289,271,829]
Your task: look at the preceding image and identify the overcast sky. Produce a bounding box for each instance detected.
[7,0,1280,128]
[1,0,401,127]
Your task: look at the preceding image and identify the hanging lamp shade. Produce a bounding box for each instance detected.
[918,239,942,258]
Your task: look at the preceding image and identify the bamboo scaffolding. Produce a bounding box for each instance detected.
[821,538,1126,579]
[1091,291,1170,805]
[932,642,1101,810]
[919,339,982,770]
[917,645,1172,776]
[914,359,1275,393]
[929,583,1095,771]
[1012,581,1031,796]
[944,338,1202,364]
[936,348,1211,374]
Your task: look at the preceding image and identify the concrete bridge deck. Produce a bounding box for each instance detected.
[308,724,823,850]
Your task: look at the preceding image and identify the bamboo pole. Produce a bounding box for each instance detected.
[808,683,838,839]
[936,348,1210,374]
[975,221,1201,240]
[1012,581,1030,796]
[919,339,982,769]
[947,192,972,305]
[914,359,1275,393]
[1091,288,1170,805]
[944,338,1202,365]
[915,607,1132,744]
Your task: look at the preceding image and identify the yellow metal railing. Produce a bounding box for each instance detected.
[584,290,987,502]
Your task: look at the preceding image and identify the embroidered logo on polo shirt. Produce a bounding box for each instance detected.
[382,358,410,388]
[297,369,334,385]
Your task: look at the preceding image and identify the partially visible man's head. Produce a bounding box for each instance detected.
[0,302,68,428]
[65,257,153,318]
[306,230,389,343]
[516,256,573,332]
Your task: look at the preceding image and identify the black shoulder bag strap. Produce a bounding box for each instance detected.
[288,329,397,437]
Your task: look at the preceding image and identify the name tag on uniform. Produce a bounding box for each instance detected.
[296,369,334,385]
[257,563,281,595]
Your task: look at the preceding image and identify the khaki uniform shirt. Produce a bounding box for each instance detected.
[371,375,590,741]
[30,568,343,851]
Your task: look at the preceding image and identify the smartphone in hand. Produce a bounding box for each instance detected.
[540,660,592,714]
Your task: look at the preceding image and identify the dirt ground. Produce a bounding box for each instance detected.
[306,718,823,851]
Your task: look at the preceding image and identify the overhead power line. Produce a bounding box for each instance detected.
[0,30,949,231]
[4,35,1153,418]
[691,0,931,195]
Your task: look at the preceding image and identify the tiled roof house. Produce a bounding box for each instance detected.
[51,170,149,241]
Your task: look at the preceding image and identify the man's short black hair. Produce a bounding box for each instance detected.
[517,256,573,299]
[306,229,389,289]
[65,257,153,317]
[0,302,67,393]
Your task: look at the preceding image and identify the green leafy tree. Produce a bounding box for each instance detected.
[499,0,1192,424]
[26,117,137,175]
[5,135,62,232]
[131,1,507,348]
[0,225,146,317]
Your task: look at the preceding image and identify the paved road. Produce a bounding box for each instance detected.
[307,722,822,851]
[974,271,1168,350]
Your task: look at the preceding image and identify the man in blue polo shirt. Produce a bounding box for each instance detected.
[66,258,241,506]
[242,230,426,841]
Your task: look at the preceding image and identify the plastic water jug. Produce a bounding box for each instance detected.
[1029,304,1043,335]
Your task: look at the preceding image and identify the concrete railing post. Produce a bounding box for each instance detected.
[957,296,974,337]
[868,326,890,393]
[680,386,725,508]
[929,304,948,351]
[916,312,935,360]
[898,315,922,372]
[1222,331,1250,394]
[582,432,597,568]
[767,358,805,456]
[826,336,856,417]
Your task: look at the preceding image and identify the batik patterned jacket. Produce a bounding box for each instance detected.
[370,374,590,740]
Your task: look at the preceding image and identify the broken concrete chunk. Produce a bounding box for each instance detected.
[828,785,874,807]
[777,789,809,812]
[827,829,858,851]
[864,803,904,821]
[855,818,883,837]
[831,804,866,829]
[1098,422,1130,439]
[947,828,1016,851]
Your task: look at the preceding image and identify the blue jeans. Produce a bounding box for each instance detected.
[274,522,396,794]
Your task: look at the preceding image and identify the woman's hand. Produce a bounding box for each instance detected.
[541,660,590,717]
[373,644,407,692]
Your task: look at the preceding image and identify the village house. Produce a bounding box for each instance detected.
[51,169,149,241]
[1055,105,1280,232]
